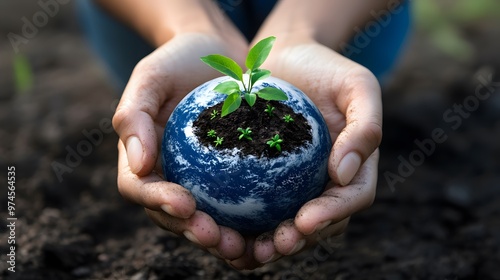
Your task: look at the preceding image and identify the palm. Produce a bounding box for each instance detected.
[128,34,247,146]
[240,43,382,267]
[113,32,250,263]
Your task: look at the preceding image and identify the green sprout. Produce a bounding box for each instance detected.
[13,53,33,94]
[266,134,283,152]
[200,36,288,117]
[207,129,217,138]
[210,110,219,120]
[283,114,294,123]
[264,104,275,117]
[214,137,224,147]
[237,127,253,141]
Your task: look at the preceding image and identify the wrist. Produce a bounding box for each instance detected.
[153,0,243,47]
[253,0,393,52]
[97,0,243,48]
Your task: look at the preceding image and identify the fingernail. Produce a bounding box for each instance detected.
[183,230,201,245]
[225,260,240,270]
[207,248,222,259]
[337,152,361,185]
[161,204,174,216]
[262,253,282,264]
[126,136,143,173]
[314,220,332,233]
[288,239,306,255]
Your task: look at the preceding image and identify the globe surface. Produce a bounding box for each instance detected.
[162,76,332,233]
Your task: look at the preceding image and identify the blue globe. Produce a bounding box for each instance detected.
[161,76,332,234]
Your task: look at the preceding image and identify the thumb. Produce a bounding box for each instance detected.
[329,71,382,186]
[112,60,171,176]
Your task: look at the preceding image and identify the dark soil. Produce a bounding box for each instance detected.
[2,2,500,280]
[194,99,312,157]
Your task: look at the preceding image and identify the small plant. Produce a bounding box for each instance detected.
[237,127,253,141]
[207,129,217,138]
[264,104,275,117]
[267,134,283,152]
[210,110,219,120]
[214,137,224,147]
[201,36,288,117]
[283,114,294,123]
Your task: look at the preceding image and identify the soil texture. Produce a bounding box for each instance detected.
[194,99,312,157]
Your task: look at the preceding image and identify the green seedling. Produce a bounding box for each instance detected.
[267,134,283,152]
[264,104,275,117]
[210,110,219,120]
[237,127,253,141]
[201,36,288,117]
[283,114,294,123]
[207,129,217,138]
[214,137,224,147]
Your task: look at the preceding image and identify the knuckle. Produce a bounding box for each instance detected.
[111,106,128,133]
[364,120,383,149]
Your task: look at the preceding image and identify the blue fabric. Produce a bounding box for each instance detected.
[77,0,410,90]
[342,2,411,82]
[77,0,154,91]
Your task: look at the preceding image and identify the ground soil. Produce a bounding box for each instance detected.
[1,2,500,280]
[194,99,312,158]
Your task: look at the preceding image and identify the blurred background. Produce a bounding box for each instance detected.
[1,1,500,279]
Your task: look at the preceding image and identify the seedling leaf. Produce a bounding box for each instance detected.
[256,87,288,101]
[201,54,243,81]
[245,36,276,70]
[214,136,224,147]
[207,129,217,137]
[267,134,283,152]
[210,110,219,120]
[283,114,294,123]
[221,92,242,117]
[244,92,257,107]
[264,104,275,117]
[250,69,271,86]
[237,127,253,141]
[214,81,241,95]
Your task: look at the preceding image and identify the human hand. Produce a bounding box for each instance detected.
[113,32,252,261]
[227,41,382,268]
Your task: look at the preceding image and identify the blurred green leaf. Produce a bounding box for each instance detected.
[430,25,474,63]
[411,0,492,63]
[13,53,33,94]
[412,0,444,31]
[450,0,500,23]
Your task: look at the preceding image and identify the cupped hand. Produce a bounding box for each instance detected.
[112,32,250,261]
[230,42,383,267]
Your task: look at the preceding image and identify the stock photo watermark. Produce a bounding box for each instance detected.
[384,74,500,191]
[7,0,71,54]
[281,235,344,280]
[5,166,17,273]
[340,0,406,55]
[51,99,119,182]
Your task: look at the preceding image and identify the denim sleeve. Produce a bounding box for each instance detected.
[340,1,411,81]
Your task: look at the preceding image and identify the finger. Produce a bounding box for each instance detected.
[311,217,350,240]
[227,237,263,270]
[273,219,305,256]
[117,140,196,218]
[271,217,349,257]
[112,55,174,176]
[146,209,221,248]
[254,231,281,264]
[296,150,379,235]
[329,68,382,185]
[209,226,246,261]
